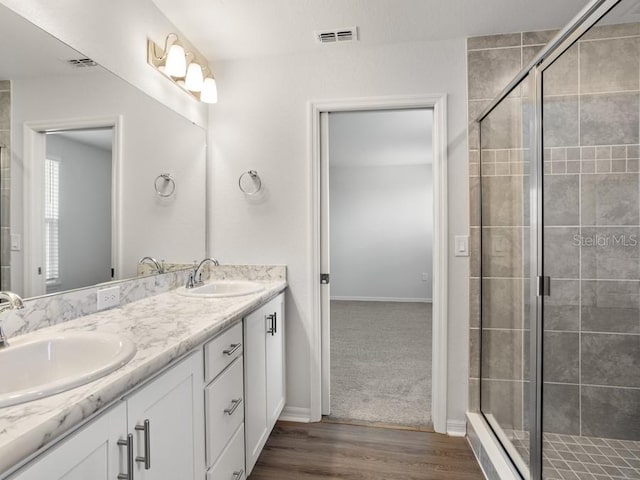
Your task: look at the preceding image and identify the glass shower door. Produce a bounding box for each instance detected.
[479,74,534,478]
[540,1,640,478]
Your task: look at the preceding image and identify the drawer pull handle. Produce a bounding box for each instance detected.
[224,398,243,415]
[135,419,151,470]
[117,434,134,480]
[232,468,245,480]
[223,343,242,356]
[266,314,276,336]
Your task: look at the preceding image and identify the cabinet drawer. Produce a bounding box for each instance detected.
[204,322,243,383]
[206,423,246,480]
[205,356,244,467]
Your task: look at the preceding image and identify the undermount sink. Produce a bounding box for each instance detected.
[176,280,265,298]
[0,331,136,408]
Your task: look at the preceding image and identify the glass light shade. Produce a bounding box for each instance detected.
[164,43,186,77]
[185,62,204,91]
[201,77,218,104]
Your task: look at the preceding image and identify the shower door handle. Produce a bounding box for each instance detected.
[537,276,550,296]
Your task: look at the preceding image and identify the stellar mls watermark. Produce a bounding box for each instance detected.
[572,233,638,247]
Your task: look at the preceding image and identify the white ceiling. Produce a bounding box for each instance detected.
[329,109,432,168]
[0,3,105,78]
[152,0,590,62]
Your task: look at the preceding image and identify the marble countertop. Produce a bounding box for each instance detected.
[0,280,287,476]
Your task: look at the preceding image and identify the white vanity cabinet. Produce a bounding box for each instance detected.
[244,292,285,476]
[9,351,204,480]
[5,289,287,480]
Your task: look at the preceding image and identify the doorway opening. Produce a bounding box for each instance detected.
[321,108,434,429]
[43,128,113,294]
[24,117,121,298]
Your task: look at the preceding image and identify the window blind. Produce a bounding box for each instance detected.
[44,158,60,282]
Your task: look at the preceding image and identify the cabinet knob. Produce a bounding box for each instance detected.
[135,419,151,470]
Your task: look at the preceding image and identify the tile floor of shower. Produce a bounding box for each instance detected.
[504,429,640,480]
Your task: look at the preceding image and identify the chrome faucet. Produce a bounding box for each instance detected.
[138,256,165,274]
[0,291,25,348]
[186,258,220,289]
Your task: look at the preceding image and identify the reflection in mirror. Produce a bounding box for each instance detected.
[43,128,113,294]
[0,4,206,299]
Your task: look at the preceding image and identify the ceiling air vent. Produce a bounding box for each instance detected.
[66,58,98,68]
[316,27,358,44]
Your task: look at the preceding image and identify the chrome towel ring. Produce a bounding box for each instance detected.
[155,173,176,197]
[238,170,261,195]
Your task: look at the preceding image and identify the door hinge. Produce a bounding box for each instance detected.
[537,276,550,297]
[320,273,330,285]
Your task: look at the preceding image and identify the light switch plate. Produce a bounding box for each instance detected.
[455,235,469,257]
[10,234,21,251]
[97,286,120,311]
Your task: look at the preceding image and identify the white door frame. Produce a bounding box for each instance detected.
[308,94,448,433]
[23,115,123,297]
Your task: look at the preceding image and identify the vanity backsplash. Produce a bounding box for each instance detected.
[0,264,286,338]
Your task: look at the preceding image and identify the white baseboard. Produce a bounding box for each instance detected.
[330,296,432,303]
[446,419,467,437]
[279,406,312,423]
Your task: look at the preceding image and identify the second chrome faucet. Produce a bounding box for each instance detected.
[185,258,220,289]
[0,291,25,348]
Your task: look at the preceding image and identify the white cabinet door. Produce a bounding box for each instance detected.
[265,294,285,428]
[243,302,268,475]
[126,351,205,480]
[244,292,285,476]
[10,402,127,480]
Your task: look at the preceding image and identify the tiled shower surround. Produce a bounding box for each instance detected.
[468,21,640,480]
[0,80,10,290]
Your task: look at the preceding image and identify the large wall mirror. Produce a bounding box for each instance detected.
[0,4,207,298]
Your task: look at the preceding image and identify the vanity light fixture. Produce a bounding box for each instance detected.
[200,77,218,104]
[147,33,217,103]
[164,41,186,77]
[184,61,204,92]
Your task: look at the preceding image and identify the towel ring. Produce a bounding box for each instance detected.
[238,170,261,195]
[155,173,176,197]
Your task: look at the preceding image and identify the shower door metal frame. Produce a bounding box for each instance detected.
[476,0,624,478]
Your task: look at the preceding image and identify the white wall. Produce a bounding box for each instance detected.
[0,0,208,127]
[330,164,432,301]
[46,134,112,293]
[11,71,206,293]
[208,38,470,424]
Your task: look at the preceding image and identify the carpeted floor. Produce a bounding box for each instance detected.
[329,300,432,428]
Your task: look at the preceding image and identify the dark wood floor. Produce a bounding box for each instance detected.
[249,421,485,480]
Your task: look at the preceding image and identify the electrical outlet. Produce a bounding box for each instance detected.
[97,286,120,311]
[422,273,429,281]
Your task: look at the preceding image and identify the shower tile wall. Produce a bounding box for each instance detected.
[469,26,640,441]
[0,80,10,290]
